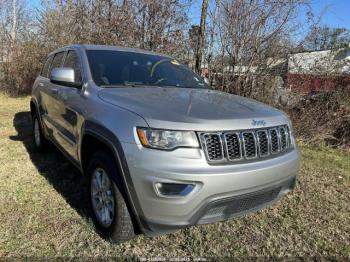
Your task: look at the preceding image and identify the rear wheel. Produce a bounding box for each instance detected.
[87,151,135,243]
[32,114,49,152]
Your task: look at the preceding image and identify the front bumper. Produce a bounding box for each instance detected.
[122,142,300,236]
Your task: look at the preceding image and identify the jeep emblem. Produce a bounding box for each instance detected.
[252,120,266,126]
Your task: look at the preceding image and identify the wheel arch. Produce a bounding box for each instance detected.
[30,97,47,131]
[30,97,42,119]
[30,99,36,118]
[80,120,150,234]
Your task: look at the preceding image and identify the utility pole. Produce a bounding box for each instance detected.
[195,0,208,75]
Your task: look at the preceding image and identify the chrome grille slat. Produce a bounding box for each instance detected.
[284,126,291,149]
[279,126,288,151]
[269,128,280,154]
[200,125,292,164]
[242,131,257,159]
[202,133,224,161]
[224,132,242,161]
[256,130,269,157]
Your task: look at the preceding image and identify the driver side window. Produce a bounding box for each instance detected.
[41,55,53,78]
[49,52,65,77]
[63,50,82,83]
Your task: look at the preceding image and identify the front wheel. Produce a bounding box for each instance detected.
[87,151,135,243]
[32,114,50,152]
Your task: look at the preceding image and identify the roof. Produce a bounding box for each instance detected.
[290,45,350,55]
[49,44,172,58]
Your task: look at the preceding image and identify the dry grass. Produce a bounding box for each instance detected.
[0,93,349,258]
[286,89,350,149]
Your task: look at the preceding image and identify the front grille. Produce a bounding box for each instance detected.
[200,125,292,163]
[224,133,241,160]
[203,133,223,161]
[198,185,282,224]
[269,128,279,153]
[257,130,269,156]
[242,132,257,158]
[279,126,289,150]
[197,177,296,224]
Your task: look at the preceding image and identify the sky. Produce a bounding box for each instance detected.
[189,0,350,30]
[308,0,350,29]
[28,0,350,31]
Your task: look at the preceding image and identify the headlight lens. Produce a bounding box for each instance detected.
[136,128,199,150]
[285,116,296,147]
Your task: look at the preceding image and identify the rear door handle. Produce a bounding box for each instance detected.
[38,82,44,87]
[51,88,59,95]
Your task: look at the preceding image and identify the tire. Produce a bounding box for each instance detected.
[87,151,135,243]
[32,114,50,152]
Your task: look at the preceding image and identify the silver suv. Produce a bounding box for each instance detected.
[31,44,300,243]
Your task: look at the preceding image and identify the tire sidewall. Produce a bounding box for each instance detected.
[87,152,120,237]
[32,114,45,151]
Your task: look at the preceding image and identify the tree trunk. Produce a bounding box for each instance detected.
[195,0,208,74]
[11,0,17,42]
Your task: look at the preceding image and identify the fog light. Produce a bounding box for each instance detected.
[155,183,194,197]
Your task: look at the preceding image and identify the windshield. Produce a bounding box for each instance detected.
[86,50,209,89]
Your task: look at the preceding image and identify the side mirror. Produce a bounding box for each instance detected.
[204,77,210,85]
[50,67,81,88]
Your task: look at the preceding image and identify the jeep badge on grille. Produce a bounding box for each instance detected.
[252,120,266,126]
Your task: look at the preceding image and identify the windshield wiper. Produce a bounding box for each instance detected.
[124,81,147,87]
[100,83,153,88]
[161,84,208,89]
[99,84,124,88]
[100,83,208,89]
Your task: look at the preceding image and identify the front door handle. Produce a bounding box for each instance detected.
[51,88,59,95]
[38,82,44,87]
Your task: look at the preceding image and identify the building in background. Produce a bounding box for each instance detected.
[287,46,350,92]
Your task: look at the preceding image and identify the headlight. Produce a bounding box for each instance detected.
[136,127,199,150]
[284,116,296,147]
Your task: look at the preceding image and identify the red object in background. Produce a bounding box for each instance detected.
[200,68,209,78]
[287,73,350,92]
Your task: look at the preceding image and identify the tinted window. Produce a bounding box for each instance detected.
[86,50,209,89]
[49,52,65,76]
[63,50,82,82]
[41,55,53,78]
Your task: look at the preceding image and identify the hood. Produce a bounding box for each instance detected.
[98,87,288,131]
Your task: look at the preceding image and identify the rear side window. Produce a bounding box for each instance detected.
[49,52,65,76]
[41,55,53,78]
[63,50,82,83]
